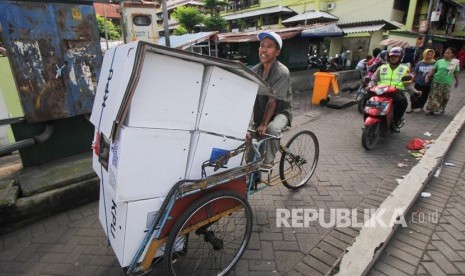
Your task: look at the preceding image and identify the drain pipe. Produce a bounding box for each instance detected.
[0,123,55,156]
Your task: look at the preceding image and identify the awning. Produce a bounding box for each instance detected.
[222,6,295,21]
[341,24,385,34]
[300,23,344,37]
[338,20,399,34]
[282,10,338,24]
[158,31,218,50]
[218,27,303,43]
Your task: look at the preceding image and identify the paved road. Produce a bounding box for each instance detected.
[1,73,465,275]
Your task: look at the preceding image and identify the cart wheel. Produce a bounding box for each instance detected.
[279,130,319,190]
[164,190,253,276]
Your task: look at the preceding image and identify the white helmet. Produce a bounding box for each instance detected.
[389,47,404,57]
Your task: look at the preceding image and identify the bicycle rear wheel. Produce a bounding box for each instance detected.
[279,130,319,190]
[163,190,253,276]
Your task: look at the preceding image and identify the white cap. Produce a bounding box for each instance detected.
[257,31,282,49]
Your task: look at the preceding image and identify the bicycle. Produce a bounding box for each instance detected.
[122,129,319,276]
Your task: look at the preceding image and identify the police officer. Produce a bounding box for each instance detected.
[369,47,409,133]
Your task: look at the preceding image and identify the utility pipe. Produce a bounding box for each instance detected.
[0,123,54,156]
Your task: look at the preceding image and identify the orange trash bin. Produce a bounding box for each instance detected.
[312,72,339,105]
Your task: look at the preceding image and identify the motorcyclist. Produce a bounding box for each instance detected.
[368,47,409,133]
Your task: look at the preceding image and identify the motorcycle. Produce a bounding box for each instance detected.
[308,50,330,72]
[361,76,410,150]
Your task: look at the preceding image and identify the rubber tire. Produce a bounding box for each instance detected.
[279,130,319,190]
[362,123,380,150]
[164,190,253,276]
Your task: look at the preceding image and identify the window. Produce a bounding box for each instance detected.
[133,15,152,26]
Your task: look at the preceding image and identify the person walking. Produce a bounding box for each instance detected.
[408,49,436,113]
[248,31,292,170]
[424,47,460,115]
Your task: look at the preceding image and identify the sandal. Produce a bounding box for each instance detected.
[425,111,434,115]
[406,109,414,114]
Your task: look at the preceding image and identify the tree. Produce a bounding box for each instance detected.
[172,6,204,34]
[204,15,228,32]
[96,16,121,40]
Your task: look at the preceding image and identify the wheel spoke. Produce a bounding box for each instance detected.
[164,191,252,276]
[279,131,319,189]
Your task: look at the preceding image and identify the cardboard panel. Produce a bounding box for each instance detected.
[126,53,203,130]
[98,182,165,267]
[90,42,138,137]
[110,126,191,201]
[198,66,258,139]
[186,131,244,179]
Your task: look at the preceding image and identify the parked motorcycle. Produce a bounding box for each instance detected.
[361,76,410,150]
[308,50,330,72]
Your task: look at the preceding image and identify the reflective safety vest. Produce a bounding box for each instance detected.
[378,64,409,90]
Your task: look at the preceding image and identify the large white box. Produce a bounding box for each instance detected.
[105,126,191,202]
[98,181,165,267]
[198,66,258,139]
[185,131,244,179]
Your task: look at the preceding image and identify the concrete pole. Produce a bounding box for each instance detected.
[162,0,170,47]
[424,0,435,48]
[405,0,418,31]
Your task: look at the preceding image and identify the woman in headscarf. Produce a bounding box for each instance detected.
[408,49,436,112]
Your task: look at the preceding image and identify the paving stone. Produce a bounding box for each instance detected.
[427,251,461,274]
[371,260,410,276]
[420,262,447,276]
[431,240,463,261]
[248,260,277,271]
[384,243,421,266]
[294,262,322,276]
[302,255,330,274]
[274,251,305,274]
[377,253,417,274]
[436,231,465,250]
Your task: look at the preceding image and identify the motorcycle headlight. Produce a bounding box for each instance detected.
[375,87,387,95]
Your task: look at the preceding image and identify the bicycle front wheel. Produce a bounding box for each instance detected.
[163,190,253,276]
[279,130,319,190]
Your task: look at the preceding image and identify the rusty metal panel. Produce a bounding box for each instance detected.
[0,1,102,122]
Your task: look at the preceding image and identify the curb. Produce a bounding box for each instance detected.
[336,104,465,275]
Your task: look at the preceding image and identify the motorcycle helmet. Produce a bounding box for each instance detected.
[389,47,404,57]
[378,50,388,61]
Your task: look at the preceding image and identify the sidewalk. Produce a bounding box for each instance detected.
[368,123,465,275]
[0,72,465,275]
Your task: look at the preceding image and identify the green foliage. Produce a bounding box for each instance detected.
[204,15,228,32]
[96,16,121,40]
[172,6,204,33]
[174,26,188,35]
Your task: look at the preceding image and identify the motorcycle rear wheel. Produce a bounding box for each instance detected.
[362,123,380,150]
